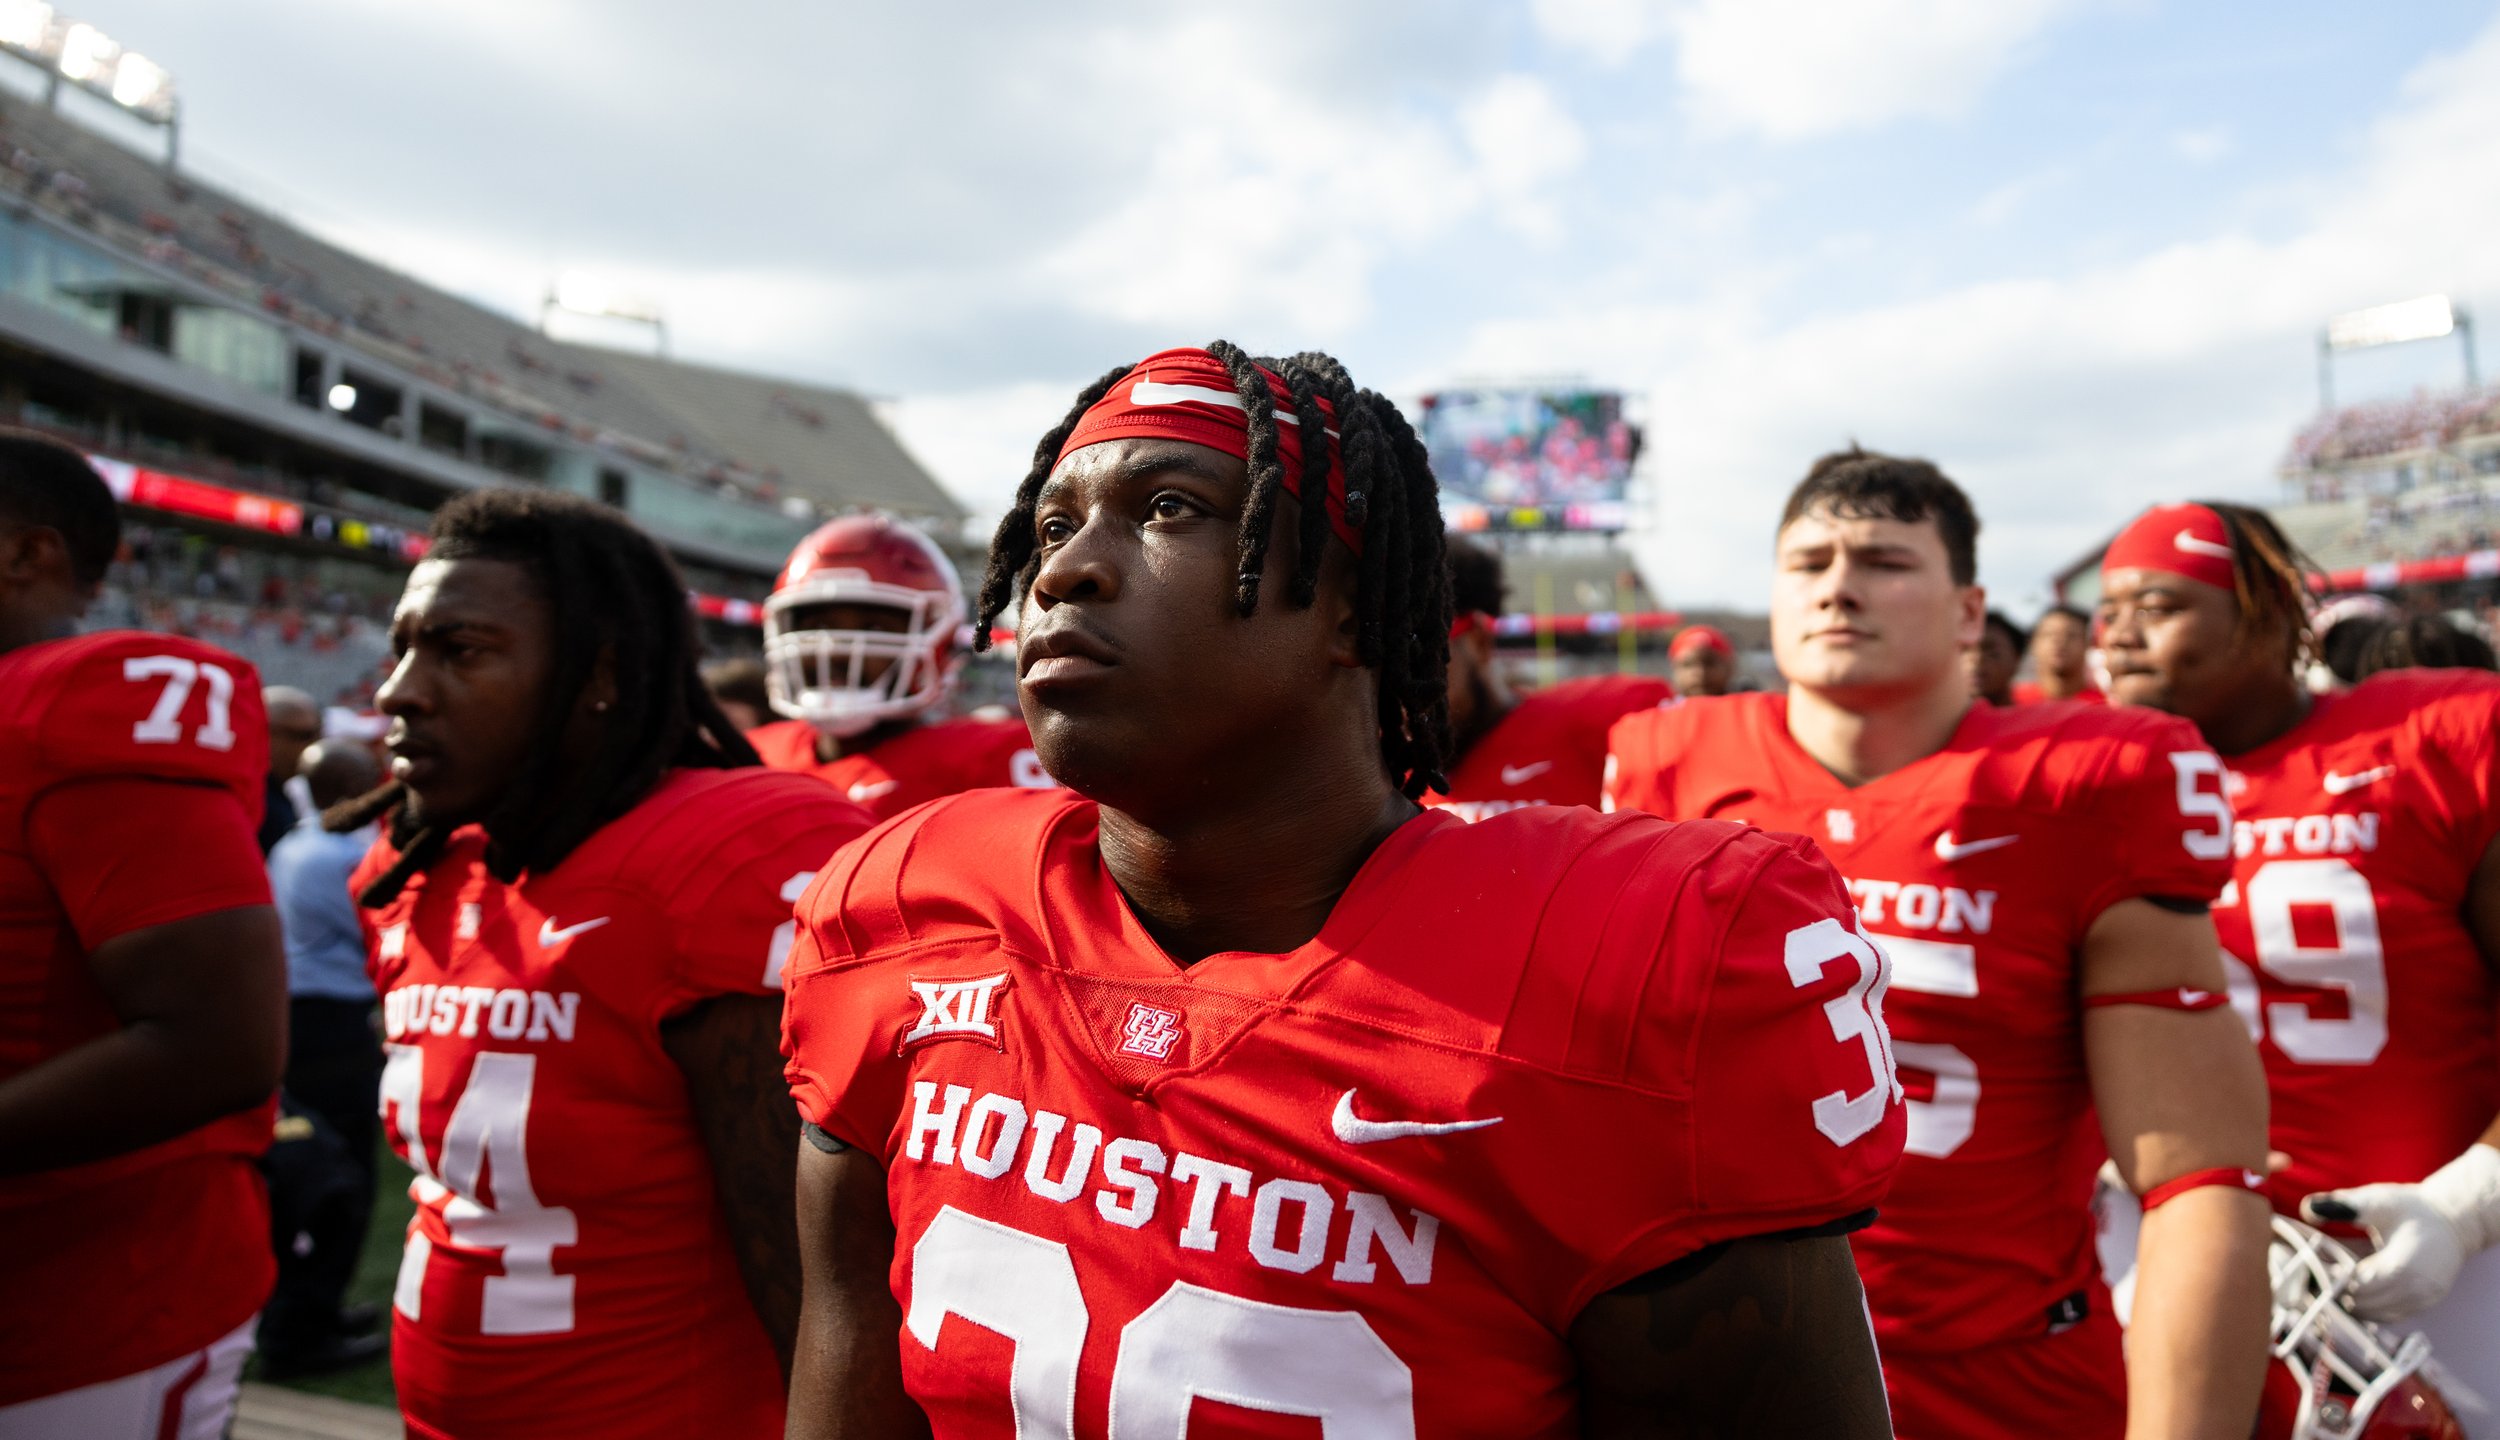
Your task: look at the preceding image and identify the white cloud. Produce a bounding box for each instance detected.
[1530,0,1677,65]
[1671,0,2084,141]
[2171,126,2235,164]
[1534,0,2084,139]
[1451,12,2500,607]
[886,383,1084,538]
[1460,75,1588,240]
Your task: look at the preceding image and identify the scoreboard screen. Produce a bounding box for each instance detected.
[1417,388,1639,533]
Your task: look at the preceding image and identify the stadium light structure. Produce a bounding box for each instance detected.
[2319,294,2479,411]
[0,4,181,164]
[541,272,670,356]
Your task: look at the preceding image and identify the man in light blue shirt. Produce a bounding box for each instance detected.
[268,742,380,1009]
[261,739,385,1375]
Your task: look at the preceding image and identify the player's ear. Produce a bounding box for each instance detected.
[1322,548,1364,670]
[1956,582,1988,651]
[579,642,620,717]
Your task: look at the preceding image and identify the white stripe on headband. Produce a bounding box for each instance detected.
[1130,378,1339,438]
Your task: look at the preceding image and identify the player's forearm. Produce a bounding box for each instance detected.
[1568,1235,1894,1439]
[662,993,805,1375]
[2124,1188,2271,1440]
[791,1144,924,1440]
[789,1302,931,1440]
[0,1020,277,1175]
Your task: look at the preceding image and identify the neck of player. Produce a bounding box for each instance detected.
[1096,757,1418,968]
[1785,670,1973,787]
[2197,671,2312,756]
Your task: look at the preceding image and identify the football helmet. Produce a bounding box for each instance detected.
[764,515,965,738]
[2260,1216,2465,1440]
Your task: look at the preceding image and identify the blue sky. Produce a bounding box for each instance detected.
[55,0,2500,609]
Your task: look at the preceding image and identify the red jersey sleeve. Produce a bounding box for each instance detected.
[782,791,1070,1149]
[2065,710,2235,921]
[954,717,1056,792]
[1571,829,1905,1307]
[34,636,268,810]
[28,777,270,948]
[1600,705,1679,815]
[644,773,874,1022]
[2404,670,2500,861]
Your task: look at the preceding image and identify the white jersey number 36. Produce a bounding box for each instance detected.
[1785,917,1905,1148]
[910,1206,1415,1438]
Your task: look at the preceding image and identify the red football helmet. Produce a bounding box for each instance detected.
[2257,1216,2466,1440]
[763,514,965,738]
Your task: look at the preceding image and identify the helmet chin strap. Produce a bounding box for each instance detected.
[811,707,886,740]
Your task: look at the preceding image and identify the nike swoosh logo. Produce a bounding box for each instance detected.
[848,779,899,802]
[1500,760,1554,785]
[1332,1089,1502,1144]
[2176,529,2236,560]
[2241,1170,2265,1189]
[1128,378,1339,437]
[1933,831,2020,862]
[537,916,611,947]
[2321,766,2393,796]
[2179,988,2212,1006]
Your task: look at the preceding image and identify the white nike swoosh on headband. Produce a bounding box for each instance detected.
[2175,530,2236,560]
[1129,378,1341,437]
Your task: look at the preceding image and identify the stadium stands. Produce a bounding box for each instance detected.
[0,85,971,694]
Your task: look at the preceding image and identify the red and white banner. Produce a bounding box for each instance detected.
[88,451,767,626]
[2315,549,2500,594]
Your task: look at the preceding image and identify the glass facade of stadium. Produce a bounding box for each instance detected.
[0,203,822,699]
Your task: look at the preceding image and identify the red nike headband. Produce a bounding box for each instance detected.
[2101,503,2238,591]
[1056,347,1362,556]
[1670,625,1733,661]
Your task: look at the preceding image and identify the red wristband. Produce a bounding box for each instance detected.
[2140,1165,2266,1211]
[2084,986,2229,1012]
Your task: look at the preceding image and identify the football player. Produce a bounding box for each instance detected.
[1426,537,1671,820]
[781,343,1907,1439]
[1970,609,2026,706]
[0,434,286,1438]
[334,490,873,1439]
[2099,501,2500,1436]
[2014,604,2105,703]
[749,513,1055,815]
[1670,624,1739,697]
[1605,447,2272,1439]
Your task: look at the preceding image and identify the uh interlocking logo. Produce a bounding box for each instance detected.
[899,973,1010,1054]
[1118,1000,1184,1062]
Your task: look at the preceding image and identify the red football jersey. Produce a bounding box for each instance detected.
[1605,696,2233,1361]
[360,767,871,1440]
[749,714,1055,817]
[0,631,274,1405]
[2202,670,2500,1211]
[2011,682,2106,705]
[1425,674,1671,821]
[783,790,1905,1439]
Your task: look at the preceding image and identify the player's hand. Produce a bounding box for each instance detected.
[2303,1144,2500,1322]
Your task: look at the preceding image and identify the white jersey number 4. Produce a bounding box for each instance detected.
[379,1045,580,1335]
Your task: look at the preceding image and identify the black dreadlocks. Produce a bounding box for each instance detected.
[972,342,1453,798]
[330,488,760,905]
[2199,500,2321,672]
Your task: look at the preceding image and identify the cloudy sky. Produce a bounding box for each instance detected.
[47,0,2500,609]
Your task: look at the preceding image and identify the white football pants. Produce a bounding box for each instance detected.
[0,1317,254,1440]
